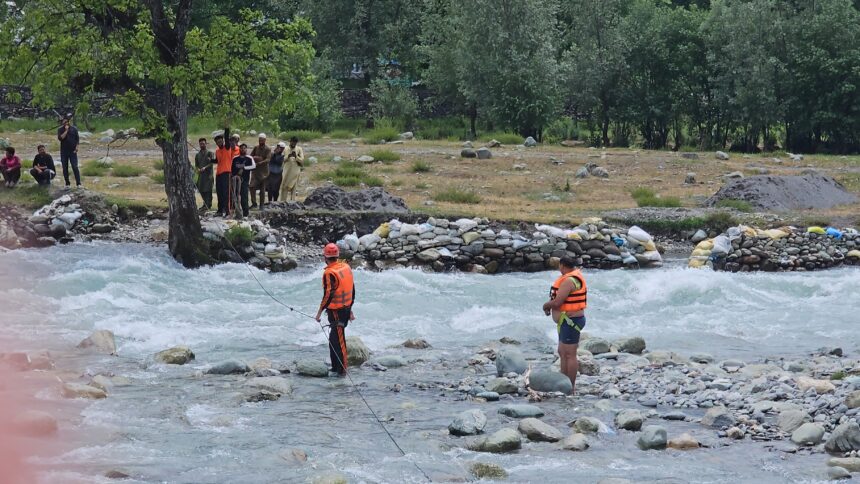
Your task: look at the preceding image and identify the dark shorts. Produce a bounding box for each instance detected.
[558,315,586,345]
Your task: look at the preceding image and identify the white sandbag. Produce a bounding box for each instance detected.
[437,247,453,258]
[627,225,653,244]
[454,218,478,234]
[711,235,731,255]
[359,233,381,248]
[400,223,420,236]
[535,224,566,239]
[417,223,434,235]
[512,240,533,250]
[343,233,359,252]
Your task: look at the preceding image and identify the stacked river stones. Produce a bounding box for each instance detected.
[338,217,663,273]
[689,225,860,272]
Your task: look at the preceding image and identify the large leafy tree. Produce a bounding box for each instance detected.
[0,1,316,267]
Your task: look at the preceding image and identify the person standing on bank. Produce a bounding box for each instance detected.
[315,243,355,376]
[30,144,56,186]
[57,114,81,187]
[214,133,238,216]
[542,255,587,394]
[249,133,271,209]
[194,138,215,211]
[266,141,286,202]
[230,143,256,218]
[279,136,303,201]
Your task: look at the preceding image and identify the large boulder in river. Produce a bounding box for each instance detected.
[346,336,370,366]
[77,330,117,355]
[449,409,487,436]
[614,409,644,431]
[304,186,409,213]
[518,418,562,442]
[296,360,329,377]
[468,428,522,453]
[498,404,544,419]
[206,360,250,375]
[62,382,107,399]
[245,377,293,396]
[528,370,572,394]
[495,348,528,376]
[155,346,195,365]
[637,425,668,450]
[825,422,860,453]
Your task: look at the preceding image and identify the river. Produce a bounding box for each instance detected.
[1,243,858,483]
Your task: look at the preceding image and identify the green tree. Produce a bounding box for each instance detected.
[368,79,418,129]
[0,2,315,266]
[444,0,561,137]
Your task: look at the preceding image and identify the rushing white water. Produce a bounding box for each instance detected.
[2,243,858,483]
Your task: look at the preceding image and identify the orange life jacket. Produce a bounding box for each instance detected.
[550,269,587,312]
[324,261,354,310]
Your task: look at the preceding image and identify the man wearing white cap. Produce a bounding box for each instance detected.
[279,136,304,201]
[267,141,286,202]
[249,132,271,209]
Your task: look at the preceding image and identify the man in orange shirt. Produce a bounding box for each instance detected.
[214,133,239,217]
[315,243,356,376]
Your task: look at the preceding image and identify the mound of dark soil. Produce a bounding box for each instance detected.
[303,186,409,213]
[706,173,857,211]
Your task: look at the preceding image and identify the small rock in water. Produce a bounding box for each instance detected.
[614,336,646,355]
[667,433,700,450]
[402,338,431,349]
[825,422,860,453]
[372,355,407,368]
[498,404,545,419]
[701,406,735,428]
[346,336,370,366]
[791,423,825,446]
[469,462,507,480]
[155,346,195,365]
[528,370,572,393]
[310,472,349,484]
[278,448,308,465]
[468,428,522,453]
[615,409,644,431]
[561,433,590,451]
[296,360,329,377]
[76,329,117,355]
[637,425,668,450]
[661,411,688,421]
[105,470,131,479]
[487,378,519,395]
[246,390,281,402]
[499,336,520,345]
[829,457,860,472]
[571,416,602,434]
[495,348,528,376]
[476,391,500,401]
[726,427,745,440]
[245,376,292,395]
[449,409,487,436]
[62,382,107,399]
[827,466,851,480]
[518,417,563,442]
[206,359,250,375]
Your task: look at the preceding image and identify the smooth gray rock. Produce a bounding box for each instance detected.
[529,370,572,393]
[689,352,715,364]
[572,416,602,434]
[206,359,250,375]
[614,336,646,355]
[778,409,811,433]
[373,355,406,368]
[524,137,537,147]
[637,425,668,450]
[476,147,492,160]
[582,337,611,355]
[245,377,293,395]
[791,423,825,446]
[498,404,544,418]
[701,406,735,428]
[346,336,370,366]
[296,360,329,377]
[486,378,518,394]
[77,330,117,355]
[495,348,528,376]
[476,391,500,401]
[469,428,522,453]
[560,433,589,451]
[829,458,860,472]
[615,409,644,431]
[155,346,195,365]
[518,418,562,442]
[449,409,487,436]
[826,422,860,453]
[828,466,851,480]
[846,390,860,409]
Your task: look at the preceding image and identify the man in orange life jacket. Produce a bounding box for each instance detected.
[542,255,587,394]
[315,243,356,376]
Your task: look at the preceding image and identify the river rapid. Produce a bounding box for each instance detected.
[1,243,858,483]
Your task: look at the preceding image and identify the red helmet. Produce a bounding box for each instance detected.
[323,243,340,258]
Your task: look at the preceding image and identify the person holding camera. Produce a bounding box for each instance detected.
[279,136,303,201]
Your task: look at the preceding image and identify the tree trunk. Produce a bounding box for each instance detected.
[160,88,210,267]
[468,104,477,140]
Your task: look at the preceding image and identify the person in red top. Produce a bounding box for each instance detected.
[1,146,23,188]
[315,243,356,376]
[542,255,587,394]
[214,132,239,216]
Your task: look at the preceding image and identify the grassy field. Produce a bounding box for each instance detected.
[2,121,859,226]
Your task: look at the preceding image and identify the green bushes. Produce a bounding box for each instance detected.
[225,225,254,247]
[363,126,400,145]
[313,162,383,187]
[81,162,109,177]
[327,130,355,139]
[630,187,682,207]
[368,149,401,163]
[112,164,147,177]
[479,132,523,145]
[0,183,53,208]
[543,118,580,144]
[288,130,323,142]
[150,172,165,184]
[411,161,432,173]
[703,211,738,232]
[152,159,165,170]
[433,188,482,204]
[714,199,753,212]
[368,79,418,128]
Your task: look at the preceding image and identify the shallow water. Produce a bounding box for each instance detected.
[2,243,858,483]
